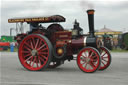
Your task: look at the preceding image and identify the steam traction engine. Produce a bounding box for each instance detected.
[8,9,111,73]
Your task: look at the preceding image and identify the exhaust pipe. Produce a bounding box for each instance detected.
[87,9,95,37]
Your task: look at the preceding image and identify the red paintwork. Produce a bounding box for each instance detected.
[55,31,71,40]
[56,41,66,47]
[71,36,85,50]
[99,47,111,70]
[12,10,112,73]
[18,34,50,71]
[32,31,45,35]
[54,31,74,56]
[66,43,73,56]
[15,33,27,44]
[77,47,101,73]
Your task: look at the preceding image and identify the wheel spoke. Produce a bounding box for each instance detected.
[81,54,87,59]
[80,57,86,62]
[37,39,42,49]
[81,62,86,65]
[102,61,105,66]
[39,52,48,55]
[88,52,94,58]
[91,56,97,62]
[38,48,48,52]
[38,55,42,66]
[92,58,97,62]
[24,56,33,63]
[39,56,45,62]
[39,59,42,66]
[31,37,36,49]
[22,51,30,53]
[40,54,47,60]
[32,57,36,67]
[35,39,39,49]
[24,42,32,49]
[87,50,90,57]
[103,56,108,58]
[41,48,48,51]
[24,53,31,58]
[24,46,31,51]
[30,41,34,49]
[102,58,108,62]
[29,56,33,66]
[84,63,88,69]
[37,44,46,51]
[101,52,107,57]
[88,64,92,70]
[36,57,39,67]
[89,62,96,69]
[83,52,88,58]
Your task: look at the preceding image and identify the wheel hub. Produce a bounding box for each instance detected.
[86,58,91,63]
[31,49,38,56]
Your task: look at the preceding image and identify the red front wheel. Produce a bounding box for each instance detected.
[18,34,52,71]
[77,47,101,73]
[99,46,111,70]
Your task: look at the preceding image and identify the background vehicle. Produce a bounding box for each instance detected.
[8,9,111,73]
[0,36,16,51]
[1,36,15,42]
[102,34,113,50]
[118,32,128,50]
[0,42,10,51]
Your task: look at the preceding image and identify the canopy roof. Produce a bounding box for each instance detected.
[95,25,122,35]
[8,15,65,23]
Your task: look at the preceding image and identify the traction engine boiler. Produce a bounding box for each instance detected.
[8,9,111,73]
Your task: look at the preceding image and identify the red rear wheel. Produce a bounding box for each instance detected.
[99,46,111,70]
[18,34,52,71]
[77,47,101,73]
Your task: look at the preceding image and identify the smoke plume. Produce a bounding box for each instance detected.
[80,0,94,10]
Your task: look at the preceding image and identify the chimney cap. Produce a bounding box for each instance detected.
[87,9,95,14]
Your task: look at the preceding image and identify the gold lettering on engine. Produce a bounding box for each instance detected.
[59,35,68,38]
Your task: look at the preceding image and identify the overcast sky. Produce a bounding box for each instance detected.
[1,0,128,36]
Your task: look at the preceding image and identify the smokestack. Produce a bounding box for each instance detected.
[87,9,95,37]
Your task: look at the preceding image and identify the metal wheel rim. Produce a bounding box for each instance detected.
[99,47,111,70]
[18,34,50,71]
[77,47,101,73]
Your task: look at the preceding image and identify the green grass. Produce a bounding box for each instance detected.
[7,47,18,52]
[111,48,128,52]
[0,47,18,52]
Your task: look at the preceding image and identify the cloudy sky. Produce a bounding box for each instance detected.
[1,0,128,36]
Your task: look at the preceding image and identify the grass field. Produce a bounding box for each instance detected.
[110,48,128,52]
[0,47,18,52]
